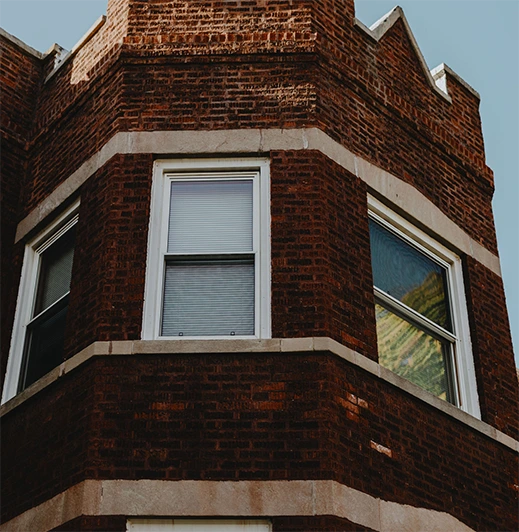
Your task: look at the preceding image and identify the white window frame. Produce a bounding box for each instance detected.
[2,200,80,404]
[368,196,480,418]
[127,519,272,532]
[142,158,271,341]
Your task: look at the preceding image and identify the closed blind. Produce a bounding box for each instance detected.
[168,180,253,253]
[162,259,255,336]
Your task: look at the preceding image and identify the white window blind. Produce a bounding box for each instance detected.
[168,180,253,253]
[162,259,255,336]
[162,175,257,337]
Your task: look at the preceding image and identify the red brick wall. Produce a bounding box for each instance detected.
[271,150,377,357]
[1,3,518,528]
[124,0,316,54]
[464,256,519,434]
[64,154,153,357]
[13,0,495,256]
[1,367,96,522]
[61,151,378,360]
[0,36,42,142]
[23,61,125,218]
[3,150,517,435]
[315,16,496,253]
[2,353,517,530]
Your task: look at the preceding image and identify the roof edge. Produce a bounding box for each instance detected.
[0,27,44,59]
[354,6,455,103]
[45,15,107,83]
[431,62,480,100]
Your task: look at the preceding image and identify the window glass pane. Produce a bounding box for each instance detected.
[168,180,253,254]
[22,303,68,389]
[162,259,255,336]
[34,225,76,315]
[369,219,451,331]
[375,303,452,401]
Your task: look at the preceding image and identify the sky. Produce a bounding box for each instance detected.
[0,0,517,363]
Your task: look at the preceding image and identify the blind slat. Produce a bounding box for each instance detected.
[168,180,253,253]
[162,260,255,336]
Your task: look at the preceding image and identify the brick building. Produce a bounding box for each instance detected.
[1,1,518,531]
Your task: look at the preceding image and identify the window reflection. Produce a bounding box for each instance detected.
[369,219,451,331]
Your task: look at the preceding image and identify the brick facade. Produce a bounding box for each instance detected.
[2,354,517,530]
[1,1,517,531]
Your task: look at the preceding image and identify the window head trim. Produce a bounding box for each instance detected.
[142,158,271,341]
[368,196,480,418]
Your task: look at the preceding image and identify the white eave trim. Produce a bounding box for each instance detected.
[0,27,44,58]
[45,15,106,83]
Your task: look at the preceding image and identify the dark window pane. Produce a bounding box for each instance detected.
[34,225,76,315]
[375,303,453,402]
[21,303,68,389]
[369,219,451,331]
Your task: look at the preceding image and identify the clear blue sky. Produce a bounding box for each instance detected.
[1,0,517,363]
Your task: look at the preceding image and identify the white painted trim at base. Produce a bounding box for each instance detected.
[14,128,501,278]
[0,479,476,532]
[1,338,517,452]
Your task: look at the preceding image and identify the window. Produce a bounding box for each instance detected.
[368,197,480,416]
[2,202,78,402]
[127,519,272,532]
[143,159,270,340]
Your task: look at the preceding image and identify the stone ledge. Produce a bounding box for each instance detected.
[1,337,517,453]
[14,128,501,278]
[0,479,476,532]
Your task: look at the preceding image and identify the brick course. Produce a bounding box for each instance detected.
[271,150,377,357]
[64,154,153,357]
[464,256,519,435]
[2,353,517,530]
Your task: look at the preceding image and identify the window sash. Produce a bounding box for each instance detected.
[2,202,79,403]
[374,288,457,344]
[20,296,69,390]
[375,302,457,403]
[146,164,267,340]
[369,211,460,406]
[367,196,479,417]
[161,257,255,337]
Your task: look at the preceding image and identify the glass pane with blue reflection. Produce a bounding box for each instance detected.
[369,219,452,331]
